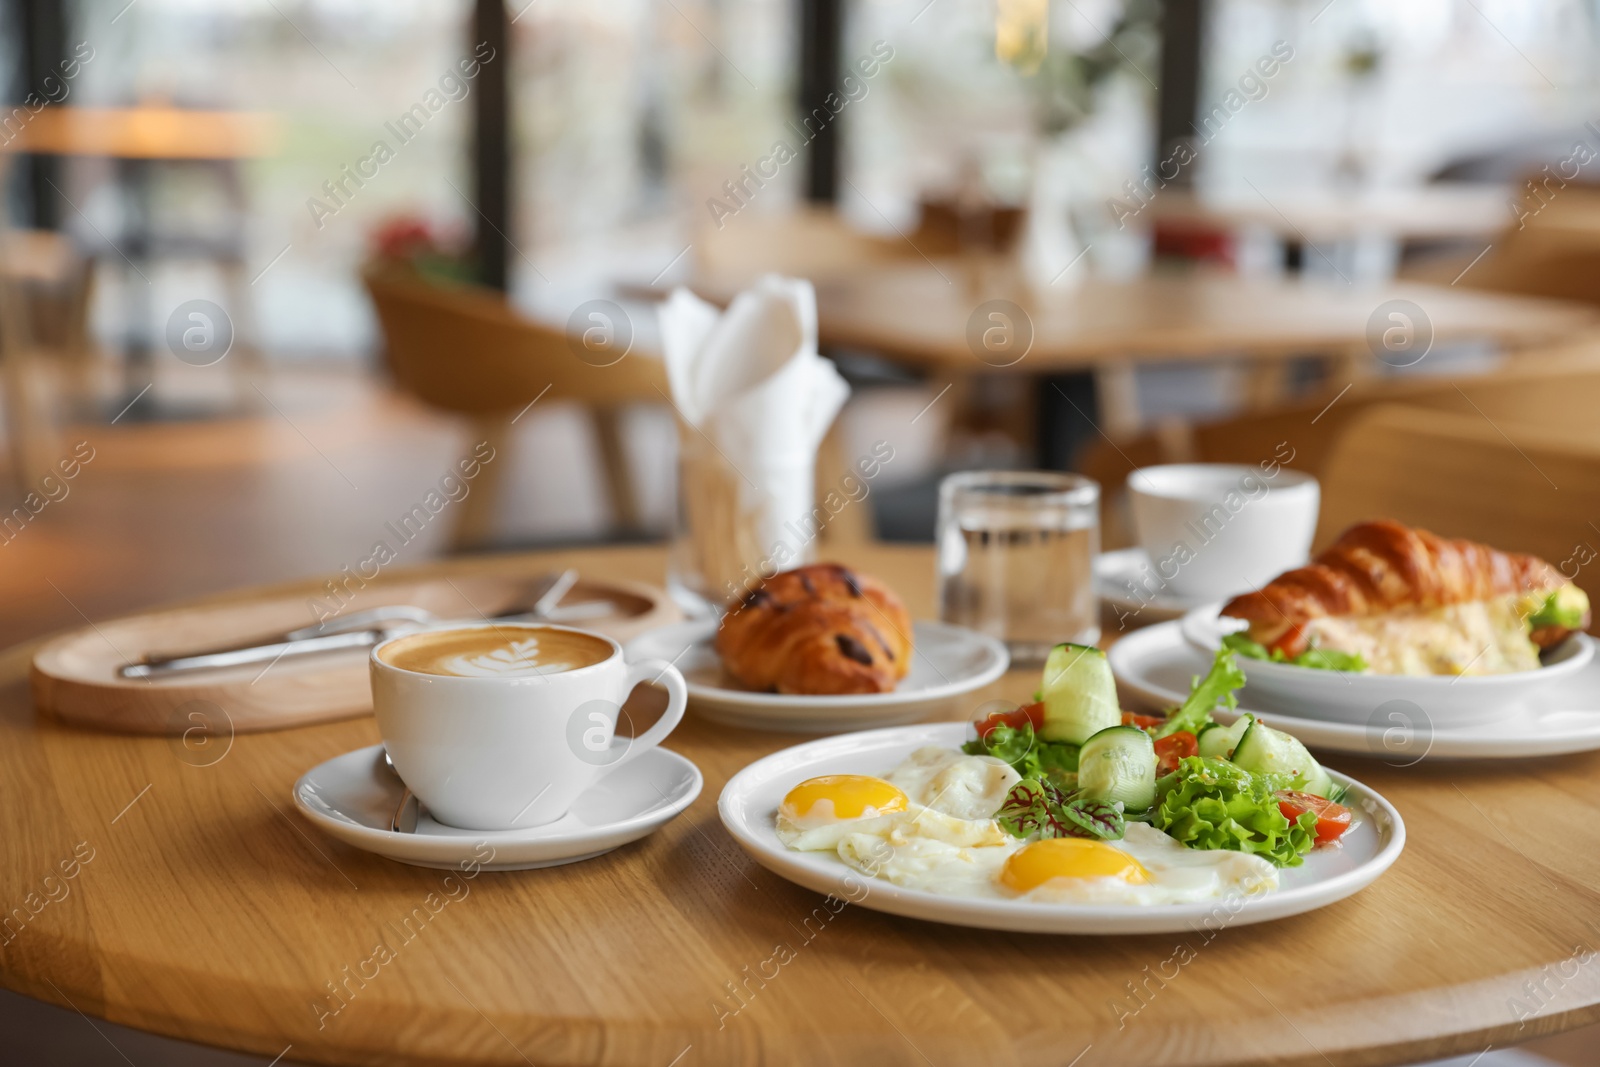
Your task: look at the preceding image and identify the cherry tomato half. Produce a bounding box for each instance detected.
[975,701,1047,740]
[1275,790,1353,845]
[1269,623,1310,660]
[1122,711,1166,731]
[1153,731,1198,775]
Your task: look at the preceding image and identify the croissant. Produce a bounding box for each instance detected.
[716,563,913,695]
[1222,520,1589,674]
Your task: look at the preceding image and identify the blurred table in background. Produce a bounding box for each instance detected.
[686,259,1599,453]
[7,106,280,415]
[1145,184,1511,243]
[7,106,279,160]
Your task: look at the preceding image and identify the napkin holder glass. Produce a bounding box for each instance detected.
[667,426,818,618]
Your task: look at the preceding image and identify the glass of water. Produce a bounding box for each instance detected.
[936,470,1100,665]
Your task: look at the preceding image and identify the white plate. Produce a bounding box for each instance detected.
[1112,621,1600,760]
[1095,547,1217,625]
[625,619,1009,733]
[1179,603,1594,726]
[293,743,701,870]
[717,723,1404,935]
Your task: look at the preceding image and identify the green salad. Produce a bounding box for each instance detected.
[963,644,1352,867]
[1222,632,1368,672]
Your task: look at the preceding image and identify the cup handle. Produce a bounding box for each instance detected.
[611,658,687,769]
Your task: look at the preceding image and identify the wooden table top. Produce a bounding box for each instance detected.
[688,261,1599,372]
[4,543,1599,1067]
[6,106,280,160]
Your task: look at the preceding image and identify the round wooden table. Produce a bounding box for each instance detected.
[3,544,1598,1067]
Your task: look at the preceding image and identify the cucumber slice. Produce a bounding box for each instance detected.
[1197,716,1253,760]
[1038,643,1121,745]
[1231,719,1333,797]
[1077,725,1157,812]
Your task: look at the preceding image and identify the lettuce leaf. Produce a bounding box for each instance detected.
[1222,632,1368,673]
[1220,632,1272,660]
[962,724,1079,782]
[1156,647,1247,738]
[1150,756,1317,867]
[996,779,1124,841]
[1292,646,1368,672]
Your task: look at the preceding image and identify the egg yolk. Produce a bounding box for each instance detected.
[780,775,908,821]
[1000,838,1150,892]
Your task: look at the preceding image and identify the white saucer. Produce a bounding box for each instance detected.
[293,744,702,870]
[1094,547,1223,625]
[624,619,1009,733]
[1179,603,1594,726]
[1111,621,1600,760]
[718,723,1404,935]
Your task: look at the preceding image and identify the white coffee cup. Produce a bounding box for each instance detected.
[370,623,688,831]
[1127,463,1319,600]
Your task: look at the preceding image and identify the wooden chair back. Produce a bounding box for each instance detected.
[1079,345,1600,546]
[363,268,668,547]
[1447,181,1600,306]
[363,268,667,414]
[1318,403,1600,619]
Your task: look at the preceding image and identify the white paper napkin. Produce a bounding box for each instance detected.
[659,275,851,605]
[659,275,849,466]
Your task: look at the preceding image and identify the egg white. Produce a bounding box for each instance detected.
[883,747,1020,820]
[837,831,1016,898]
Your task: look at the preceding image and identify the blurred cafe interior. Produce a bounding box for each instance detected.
[5,1,1600,1065]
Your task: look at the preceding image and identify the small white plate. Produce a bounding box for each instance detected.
[717,723,1404,935]
[1112,621,1600,760]
[625,619,1009,733]
[1094,547,1216,624]
[1179,603,1594,726]
[293,744,701,871]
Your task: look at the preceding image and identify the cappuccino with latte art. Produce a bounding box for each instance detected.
[378,625,611,678]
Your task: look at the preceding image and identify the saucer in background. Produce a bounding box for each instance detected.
[1094,547,1214,625]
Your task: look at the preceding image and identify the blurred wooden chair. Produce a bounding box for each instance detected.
[0,188,92,488]
[2,230,97,386]
[1317,403,1600,622]
[1407,180,1600,306]
[363,267,668,550]
[1078,343,1600,547]
[908,196,1026,256]
[0,252,58,491]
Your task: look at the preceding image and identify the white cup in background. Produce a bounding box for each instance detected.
[370,623,687,832]
[1127,463,1319,600]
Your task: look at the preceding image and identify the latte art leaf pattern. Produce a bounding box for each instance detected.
[444,637,575,678]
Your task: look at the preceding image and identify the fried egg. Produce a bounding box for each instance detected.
[775,758,1014,853]
[883,747,1020,820]
[775,775,909,851]
[778,751,1281,907]
[1000,824,1278,905]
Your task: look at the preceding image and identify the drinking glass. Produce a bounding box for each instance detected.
[936,470,1100,665]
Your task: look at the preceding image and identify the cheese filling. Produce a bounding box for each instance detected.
[1296,594,1540,676]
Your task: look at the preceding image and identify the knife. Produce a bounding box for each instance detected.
[119,569,585,679]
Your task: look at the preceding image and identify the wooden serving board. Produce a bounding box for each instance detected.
[29,569,679,735]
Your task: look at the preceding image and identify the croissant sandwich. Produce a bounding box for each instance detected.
[716,563,913,695]
[1221,519,1590,677]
